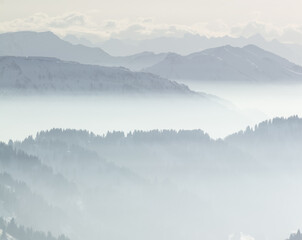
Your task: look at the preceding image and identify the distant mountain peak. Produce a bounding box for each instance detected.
[243,44,264,51]
[1,30,60,39]
[0,31,111,64]
[145,45,302,82]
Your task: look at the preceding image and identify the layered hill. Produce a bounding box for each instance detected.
[144,45,302,82]
[0,31,167,71]
[7,116,302,240]
[96,34,302,66]
[0,31,112,64]
[3,32,302,83]
[0,56,191,94]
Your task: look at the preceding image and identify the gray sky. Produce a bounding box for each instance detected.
[1,0,302,42]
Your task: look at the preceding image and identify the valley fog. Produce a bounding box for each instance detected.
[0,93,249,142]
[2,82,302,142]
[181,81,302,117]
[1,84,302,240]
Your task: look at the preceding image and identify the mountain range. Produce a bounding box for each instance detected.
[0,31,167,71]
[144,45,302,82]
[2,31,302,86]
[93,33,302,66]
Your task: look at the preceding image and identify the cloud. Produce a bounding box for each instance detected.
[279,25,302,43]
[231,21,281,39]
[49,13,89,28]
[1,12,302,44]
[240,233,255,240]
[0,12,96,33]
[104,21,117,29]
[230,21,302,43]
[109,22,195,40]
[0,12,108,41]
[228,232,255,240]
[0,12,225,41]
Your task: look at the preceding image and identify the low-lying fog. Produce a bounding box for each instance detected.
[1,82,302,142]
[181,81,302,118]
[2,82,302,240]
[0,94,242,142]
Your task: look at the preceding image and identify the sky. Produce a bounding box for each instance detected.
[1,0,302,43]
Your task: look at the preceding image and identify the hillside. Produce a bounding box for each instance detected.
[0,56,192,94]
[7,117,302,240]
[0,142,77,202]
[0,217,69,240]
[225,116,302,169]
[0,173,67,235]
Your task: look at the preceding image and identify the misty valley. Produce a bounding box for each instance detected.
[1,30,302,240]
[1,117,302,240]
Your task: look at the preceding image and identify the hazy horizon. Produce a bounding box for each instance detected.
[1,0,302,45]
[1,1,302,240]
[2,82,302,142]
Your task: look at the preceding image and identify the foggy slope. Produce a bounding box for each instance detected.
[0,143,76,199]
[16,131,143,187]
[225,115,302,169]
[226,115,302,143]
[1,116,301,240]
[0,56,192,94]
[8,116,302,240]
[13,116,302,179]
[15,129,257,180]
[0,173,68,235]
[144,45,302,82]
[0,217,69,240]
[17,116,302,181]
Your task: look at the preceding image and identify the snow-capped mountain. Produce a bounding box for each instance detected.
[144,45,302,82]
[0,56,191,94]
